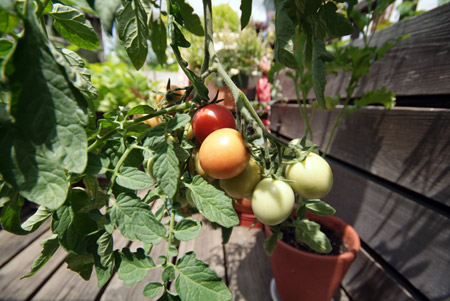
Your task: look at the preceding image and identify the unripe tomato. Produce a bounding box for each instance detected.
[219,158,261,198]
[251,178,295,226]
[188,148,215,182]
[285,152,333,199]
[191,104,235,142]
[199,128,250,179]
[156,84,184,105]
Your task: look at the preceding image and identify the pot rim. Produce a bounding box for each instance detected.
[264,213,360,261]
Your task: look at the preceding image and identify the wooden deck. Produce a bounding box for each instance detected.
[0,214,274,301]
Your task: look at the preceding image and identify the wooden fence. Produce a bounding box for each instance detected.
[270,4,450,301]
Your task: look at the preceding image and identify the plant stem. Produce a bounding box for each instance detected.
[165,209,176,260]
[108,145,135,194]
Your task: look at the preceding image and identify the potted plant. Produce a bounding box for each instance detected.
[0,0,400,300]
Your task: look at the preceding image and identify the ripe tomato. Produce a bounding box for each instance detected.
[251,178,295,226]
[199,128,250,179]
[191,104,235,142]
[285,152,333,199]
[219,158,261,198]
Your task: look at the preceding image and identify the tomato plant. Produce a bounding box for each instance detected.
[285,152,333,199]
[191,104,236,142]
[251,178,295,226]
[219,158,261,199]
[198,128,250,179]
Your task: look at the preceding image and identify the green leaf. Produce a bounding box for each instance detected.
[143,282,164,298]
[158,291,181,301]
[167,114,190,131]
[59,0,96,14]
[1,6,88,209]
[0,8,19,35]
[116,166,154,190]
[162,265,176,282]
[174,219,202,241]
[127,104,156,117]
[116,0,149,70]
[185,176,239,228]
[305,199,335,216]
[21,206,54,232]
[312,39,334,108]
[263,229,282,256]
[319,2,354,39]
[173,0,204,36]
[21,234,59,279]
[50,4,99,50]
[116,247,157,286]
[0,38,13,58]
[295,219,332,253]
[66,253,94,280]
[85,153,110,174]
[153,141,180,198]
[94,0,121,34]
[0,191,28,235]
[0,181,13,208]
[240,0,252,29]
[175,252,231,301]
[149,13,168,65]
[171,22,191,48]
[110,193,166,244]
[349,86,396,113]
[274,0,298,69]
[94,231,114,287]
[221,227,232,245]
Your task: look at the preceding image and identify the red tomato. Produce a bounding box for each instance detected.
[199,128,250,179]
[191,104,235,142]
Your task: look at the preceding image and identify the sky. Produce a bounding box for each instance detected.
[186,0,268,22]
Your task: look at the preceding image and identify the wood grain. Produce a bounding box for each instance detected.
[224,226,273,301]
[325,160,450,300]
[31,230,129,301]
[0,219,50,268]
[277,4,450,101]
[0,229,67,300]
[270,104,450,206]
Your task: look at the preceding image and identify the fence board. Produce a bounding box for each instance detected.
[277,4,450,101]
[270,104,450,206]
[325,160,450,301]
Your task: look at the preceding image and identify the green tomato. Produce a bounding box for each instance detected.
[251,178,295,226]
[285,152,333,199]
[219,158,261,199]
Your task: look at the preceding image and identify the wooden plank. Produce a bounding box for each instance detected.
[31,230,129,301]
[0,219,50,268]
[0,229,67,300]
[324,161,450,300]
[277,4,450,101]
[270,104,450,206]
[100,240,167,301]
[342,248,414,300]
[225,226,273,301]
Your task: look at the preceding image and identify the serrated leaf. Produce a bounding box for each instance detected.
[1,5,88,208]
[175,252,231,301]
[50,4,99,50]
[240,0,252,29]
[263,230,282,256]
[66,253,94,280]
[174,219,202,241]
[21,234,59,279]
[85,153,110,174]
[162,265,176,282]
[143,282,164,298]
[116,0,149,70]
[116,247,157,286]
[94,231,114,287]
[167,114,190,131]
[312,39,334,109]
[110,193,166,244]
[153,141,179,198]
[0,192,29,235]
[305,199,336,216]
[185,176,239,228]
[173,0,204,36]
[319,2,354,39]
[349,86,396,113]
[116,166,154,190]
[296,219,332,253]
[127,104,156,117]
[21,206,54,232]
[149,13,168,65]
[274,0,298,69]
[171,22,190,48]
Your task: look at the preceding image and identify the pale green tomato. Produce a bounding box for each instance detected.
[219,158,261,199]
[251,178,295,226]
[285,152,333,199]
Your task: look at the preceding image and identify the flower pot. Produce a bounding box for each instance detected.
[234,198,262,229]
[265,213,360,301]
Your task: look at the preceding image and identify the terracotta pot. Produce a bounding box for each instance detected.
[233,198,262,229]
[265,213,360,301]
